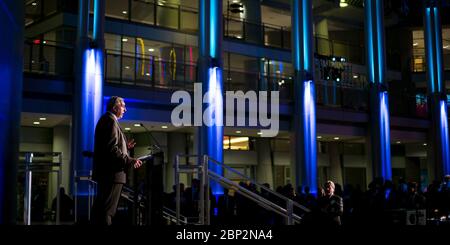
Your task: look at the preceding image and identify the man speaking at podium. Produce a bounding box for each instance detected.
[92,96,143,225]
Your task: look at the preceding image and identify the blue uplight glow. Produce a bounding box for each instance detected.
[375,0,384,84]
[433,7,443,93]
[439,100,450,175]
[93,0,99,41]
[366,0,375,83]
[302,0,311,71]
[303,80,317,195]
[292,0,301,71]
[207,67,224,195]
[425,8,435,93]
[200,0,206,56]
[379,92,392,180]
[209,0,218,58]
[80,48,103,173]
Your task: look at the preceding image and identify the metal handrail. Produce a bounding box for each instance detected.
[121,185,189,225]
[208,171,303,224]
[20,152,63,225]
[206,156,310,214]
[174,154,209,225]
[174,154,310,225]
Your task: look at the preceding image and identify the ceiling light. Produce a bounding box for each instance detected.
[148,48,155,52]
[33,122,40,125]
[257,132,263,135]
[236,130,241,134]
[39,117,46,121]
[444,45,449,49]
[146,73,150,76]
[42,41,47,44]
[396,141,401,144]
[413,43,419,46]
[122,11,127,14]
[353,75,358,79]
[32,2,37,6]
[333,137,340,140]
[125,66,130,69]
[122,38,128,42]
[423,143,427,146]
[161,125,168,129]
[340,0,348,7]
[134,123,141,127]
[317,136,322,139]
[125,127,131,131]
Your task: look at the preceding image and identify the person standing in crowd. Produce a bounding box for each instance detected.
[91,96,143,225]
[318,180,344,225]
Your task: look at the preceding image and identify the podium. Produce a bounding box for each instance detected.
[141,151,164,225]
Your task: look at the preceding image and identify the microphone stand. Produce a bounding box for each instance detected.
[139,123,162,155]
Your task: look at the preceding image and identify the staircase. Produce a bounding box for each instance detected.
[174,155,311,225]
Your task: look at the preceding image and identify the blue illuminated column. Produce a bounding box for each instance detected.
[423,1,450,180]
[197,0,224,195]
[291,0,318,195]
[0,0,23,224]
[72,0,105,221]
[364,0,392,181]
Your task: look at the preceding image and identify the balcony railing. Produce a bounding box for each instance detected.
[23,40,431,118]
[23,40,74,78]
[27,0,366,65]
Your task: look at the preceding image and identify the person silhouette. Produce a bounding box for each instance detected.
[51,187,75,222]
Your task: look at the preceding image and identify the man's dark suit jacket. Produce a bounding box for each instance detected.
[318,194,344,225]
[93,112,132,184]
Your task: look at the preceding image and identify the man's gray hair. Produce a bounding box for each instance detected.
[107,96,124,112]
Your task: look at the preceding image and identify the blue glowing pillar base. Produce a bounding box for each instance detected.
[201,67,224,196]
[292,79,318,196]
[378,91,392,180]
[73,48,103,222]
[368,88,392,181]
[428,96,450,179]
[302,81,318,194]
[78,49,103,173]
[439,101,450,175]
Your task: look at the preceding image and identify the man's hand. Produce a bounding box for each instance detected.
[132,159,143,169]
[127,138,136,150]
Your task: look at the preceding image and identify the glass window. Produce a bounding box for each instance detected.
[131,0,155,25]
[105,33,122,53]
[106,0,129,20]
[25,0,42,26]
[272,138,290,152]
[121,36,136,56]
[223,136,250,150]
[180,7,198,33]
[156,3,179,29]
[43,0,57,16]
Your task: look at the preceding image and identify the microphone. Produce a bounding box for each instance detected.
[139,123,162,153]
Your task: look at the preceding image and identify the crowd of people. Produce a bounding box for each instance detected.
[165,175,450,225]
